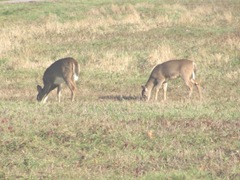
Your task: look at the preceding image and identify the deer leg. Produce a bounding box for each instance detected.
[185,80,193,98]
[40,84,52,104]
[57,85,62,103]
[49,85,58,102]
[42,85,57,103]
[155,88,159,101]
[154,81,164,101]
[66,81,76,101]
[42,96,48,104]
[163,82,168,101]
[191,79,202,100]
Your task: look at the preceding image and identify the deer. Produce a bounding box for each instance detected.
[37,57,80,103]
[141,59,202,101]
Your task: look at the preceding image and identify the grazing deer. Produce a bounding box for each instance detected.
[37,57,80,103]
[141,59,202,101]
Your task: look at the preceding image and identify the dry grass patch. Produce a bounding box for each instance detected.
[148,43,176,66]
[0,0,240,179]
[91,51,133,73]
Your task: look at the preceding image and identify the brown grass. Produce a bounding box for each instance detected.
[1,3,239,71]
[0,1,239,179]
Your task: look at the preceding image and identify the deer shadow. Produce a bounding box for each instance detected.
[99,95,141,101]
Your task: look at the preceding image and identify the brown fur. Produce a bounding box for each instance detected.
[37,57,80,103]
[142,59,202,101]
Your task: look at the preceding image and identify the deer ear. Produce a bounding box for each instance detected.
[37,85,42,92]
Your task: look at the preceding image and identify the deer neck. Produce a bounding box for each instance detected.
[145,77,155,91]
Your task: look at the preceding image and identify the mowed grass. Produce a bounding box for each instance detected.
[0,0,239,179]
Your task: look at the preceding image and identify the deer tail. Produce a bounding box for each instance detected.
[192,62,197,80]
[72,59,80,81]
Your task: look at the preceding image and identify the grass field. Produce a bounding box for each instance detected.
[0,0,239,179]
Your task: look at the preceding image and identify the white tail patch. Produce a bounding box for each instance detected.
[192,62,197,80]
[143,59,202,101]
[192,71,195,80]
[74,73,79,81]
[37,57,79,103]
[73,63,79,81]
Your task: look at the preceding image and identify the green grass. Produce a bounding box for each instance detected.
[0,100,239,179]
[0,0,240,179]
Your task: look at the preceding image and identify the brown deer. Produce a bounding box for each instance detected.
[37,57,80,103]
[141,59,202,101]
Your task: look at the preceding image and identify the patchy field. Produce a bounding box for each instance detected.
[0,0,239,179]
[0,0,47,4]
